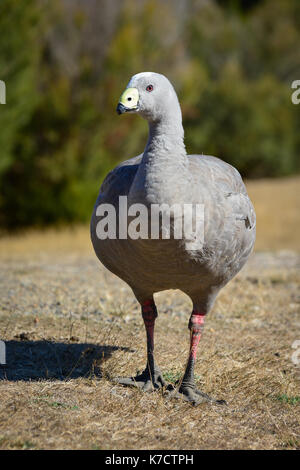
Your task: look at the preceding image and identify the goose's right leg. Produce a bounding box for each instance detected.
[114,299,165,391]
[173,310,226,405]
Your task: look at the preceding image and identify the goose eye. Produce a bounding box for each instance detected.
[146,84,153,92]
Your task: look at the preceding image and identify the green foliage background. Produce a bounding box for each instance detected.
[0,0,299,228]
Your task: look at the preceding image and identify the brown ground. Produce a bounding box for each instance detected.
[0,176,299,450]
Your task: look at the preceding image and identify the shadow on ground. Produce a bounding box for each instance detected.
[0,340,131,381]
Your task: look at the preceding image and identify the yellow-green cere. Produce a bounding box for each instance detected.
[119,87,139,109]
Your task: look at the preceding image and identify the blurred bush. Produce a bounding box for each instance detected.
[0,0,299,228]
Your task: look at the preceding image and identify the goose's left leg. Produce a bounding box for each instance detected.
[176,311,226,405]
[114,299,165,391]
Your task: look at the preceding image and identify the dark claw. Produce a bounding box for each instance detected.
[113,365,166,391]
[167,384,226,406]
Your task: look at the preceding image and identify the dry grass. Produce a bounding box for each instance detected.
[0,176,299,450]
[247,175,300,252]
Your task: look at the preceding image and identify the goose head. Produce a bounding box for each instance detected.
[116,72,182,124]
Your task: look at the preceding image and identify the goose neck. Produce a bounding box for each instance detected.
[143,119,187,165]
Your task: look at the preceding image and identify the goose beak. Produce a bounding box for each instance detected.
[116,87,139,115]
[116,103,127,115]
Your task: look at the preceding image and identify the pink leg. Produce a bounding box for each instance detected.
[189,312,205,359]
[177,311,226,405]
[114,298,165,390]
[180,311,205,389]
[141,299,157,356]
